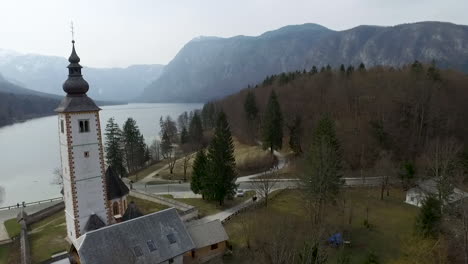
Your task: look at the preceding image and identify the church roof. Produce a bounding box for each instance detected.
[186,220,229,249]
[77,208,195,264]
[122,201,143,221]
[105,166,129,200]
[56,40,99,113]
[84,214,106,232]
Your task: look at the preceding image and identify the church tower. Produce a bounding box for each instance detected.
[56,40,111,245]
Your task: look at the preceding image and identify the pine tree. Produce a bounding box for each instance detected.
[206,111,237,205]
[104,118,126,177]
[244,90,258,122]
[122,118,145,173]
[191,149,207,196]
[340,64,346,73]
[359,62,366,72]
[415,195,442,238]
[300,115,343,223]
[188,112,203,146]
[160,131,172,159]
[180,127,189,144]
[310,66,318,75]
[262,90,283,154]
[288,115,303,155]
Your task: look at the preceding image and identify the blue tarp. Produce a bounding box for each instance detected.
[328,233,343,246]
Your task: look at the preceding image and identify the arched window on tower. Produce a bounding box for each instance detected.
[113,201,119,216]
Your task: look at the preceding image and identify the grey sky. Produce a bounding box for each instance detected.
[1,0,467,68]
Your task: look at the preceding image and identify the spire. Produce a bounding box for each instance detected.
[62,39,89,95]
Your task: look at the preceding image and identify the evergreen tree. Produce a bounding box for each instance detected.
[104,118,126,177]
[160,131,172,159]
[415,195,442,238]
[244,90,258,122]
[288,115,303,155]
[206,111,237,205]
[340,64,346,73]
[346,65,354,76]
[180,127,189,144]
[310,66,318,75]
[201,102,216,129]
[191,149,207,196]
[359,62,366,72]
[122,118,145,173]
[300,115,343,223]
[188,112,203,146]
[262,90,283,154]
[326,64,332,71]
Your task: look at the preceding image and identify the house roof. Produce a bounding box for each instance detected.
[84,214,106,232]
[77,208,195,264]
[122,201,143,221]
[409,179,468,203]
[106,166,129,200]
[186,220,229,249]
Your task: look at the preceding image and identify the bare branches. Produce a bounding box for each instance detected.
[250,166,280,207]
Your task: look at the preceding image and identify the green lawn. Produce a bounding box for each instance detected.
[127,195,169,215]
[0,244,10,264]
[175,191,255,218]
[3,219,21,238]
[224,188,419,264]
[128,160,168,182]
[29,211,68,263]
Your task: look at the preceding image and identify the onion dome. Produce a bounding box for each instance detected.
[62,40,89,95]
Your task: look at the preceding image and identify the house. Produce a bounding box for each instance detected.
[184,220,229,264]
[405,179,467,207]
[72,208,195,264]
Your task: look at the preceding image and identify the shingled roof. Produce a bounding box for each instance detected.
[105,166,129,200]
[76,208,195,264]
[84,214,106,232]
[122,201,143,221]
[186,220,229,249]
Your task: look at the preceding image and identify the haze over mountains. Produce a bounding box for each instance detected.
[1,21,467,105]
[140,21,468,103]
[0,49,164,101]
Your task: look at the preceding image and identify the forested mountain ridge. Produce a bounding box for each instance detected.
[0,76,60,127]
[0,49,164,101]
[140,21,468,103]
[210,63,468,174]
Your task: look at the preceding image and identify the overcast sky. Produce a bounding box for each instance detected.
[1,0,467,68]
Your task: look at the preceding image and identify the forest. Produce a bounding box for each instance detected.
[209,62,468,177]
[0,92,59,127]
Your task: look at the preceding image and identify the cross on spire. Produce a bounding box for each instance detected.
[70,21,75,43]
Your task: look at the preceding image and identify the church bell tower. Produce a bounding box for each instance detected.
[56,40,111,245]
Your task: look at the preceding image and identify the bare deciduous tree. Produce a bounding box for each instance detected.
[51,167,63,188]
[250,166,279,207]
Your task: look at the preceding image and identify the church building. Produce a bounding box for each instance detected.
[55,40,228,264]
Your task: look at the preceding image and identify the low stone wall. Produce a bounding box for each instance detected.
[25,202,64,225]
[130,190,199,221]
[16,201,65,264]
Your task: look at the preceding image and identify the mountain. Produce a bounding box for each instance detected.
[0,75,60,127]
[0,51,164,101]
[140,21,468,103]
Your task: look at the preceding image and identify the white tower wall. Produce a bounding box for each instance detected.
[58,111,110,244]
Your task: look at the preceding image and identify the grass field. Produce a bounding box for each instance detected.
[174,191,255,218]
[3,218,21,238]
[128,161,168,182]
[153,139,273,181]
[224,187,419,264]
[29,211,68,263]
[127,195,169,215]
[0,244,10,264]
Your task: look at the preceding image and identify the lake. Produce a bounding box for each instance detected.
[0,103,202,207]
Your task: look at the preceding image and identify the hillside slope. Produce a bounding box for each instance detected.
[140,21,468,103]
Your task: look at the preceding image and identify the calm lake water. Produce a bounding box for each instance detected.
[0,103,202,207]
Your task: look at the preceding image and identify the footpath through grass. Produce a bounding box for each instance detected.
[224,187,418,264]
[174,191,255,218]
